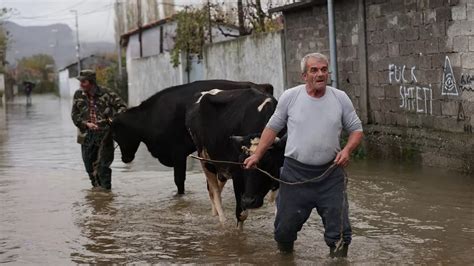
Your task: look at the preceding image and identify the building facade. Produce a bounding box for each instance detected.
[273,0,473,172]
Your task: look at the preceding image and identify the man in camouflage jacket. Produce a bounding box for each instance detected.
[71,69,127,190]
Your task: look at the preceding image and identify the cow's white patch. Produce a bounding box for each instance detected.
[257,98,272,112]
[249,137,260,154]
[241,137,260,155]
[196,89,223,103]
[200,148,227,223]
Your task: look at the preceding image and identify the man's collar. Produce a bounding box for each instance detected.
[82,85,102,97]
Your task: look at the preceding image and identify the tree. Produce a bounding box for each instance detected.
[16,54,56,94]
[212,0,284,37]
[170,7,207,68]
[0,7,12,73]
[95,53,128,102]
[170,1,285,67]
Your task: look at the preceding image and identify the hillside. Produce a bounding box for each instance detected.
[4,21,115,69]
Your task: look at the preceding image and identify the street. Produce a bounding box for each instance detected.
[0,95,473,264]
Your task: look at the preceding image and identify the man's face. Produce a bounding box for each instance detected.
[80,79,93,91]
[302,57,329,91]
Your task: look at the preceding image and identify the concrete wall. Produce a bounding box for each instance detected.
[58,69,80,99]
[59,69,70,98]
[203,31,286,99]
[280,0,474,172]
[126,31,285,107]
[282,1,364,113]
[126,52,183,106]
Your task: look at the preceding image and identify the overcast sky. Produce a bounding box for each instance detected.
[1,0,119,43]
[1,0,215,43]
[2,0,290,43]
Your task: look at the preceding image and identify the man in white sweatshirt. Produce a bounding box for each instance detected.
[244,53,363,257]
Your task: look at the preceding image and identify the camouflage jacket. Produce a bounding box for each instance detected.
[71,86,127,144]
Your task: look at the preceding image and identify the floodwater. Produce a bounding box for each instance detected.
[0,94,473,264]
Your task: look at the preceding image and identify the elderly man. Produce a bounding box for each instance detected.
[244,53,363,257]
[71,69,127,190]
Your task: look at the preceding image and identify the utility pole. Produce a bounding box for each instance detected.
[70,10,81,73]
[115,0,123,79]
[137,0,143,58]
[207,0,212,43]
[237,0,245,36]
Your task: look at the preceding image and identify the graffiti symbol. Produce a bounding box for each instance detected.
[460,73,473,92]
[457,102,465,121]
[441,56,459,96]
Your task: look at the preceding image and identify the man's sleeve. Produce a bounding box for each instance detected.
[110,92,127,115]
[71,90,87,131]
[340,92,363,133]
[266,91,290,133]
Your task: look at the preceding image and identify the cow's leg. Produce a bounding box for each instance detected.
[201,162,226,223]
[232,175,248,229]
[173,157,186,195]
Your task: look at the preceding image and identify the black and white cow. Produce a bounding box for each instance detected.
[111,80,274,194]
[185,88,286,227]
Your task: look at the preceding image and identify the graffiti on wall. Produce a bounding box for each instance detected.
[388,64,417,84]
[441,56,459,96]
[388,64,433,115]
[460,73,473,92]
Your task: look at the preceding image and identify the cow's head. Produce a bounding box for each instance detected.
[110,110,141,163]
[230,133,286,209]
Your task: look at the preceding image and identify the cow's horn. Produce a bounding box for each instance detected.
[229,136,244,142]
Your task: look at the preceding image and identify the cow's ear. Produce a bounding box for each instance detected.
[257,84,274,95]
[229,135,244,144]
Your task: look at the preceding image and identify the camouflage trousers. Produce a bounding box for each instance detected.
[81,129,114,189]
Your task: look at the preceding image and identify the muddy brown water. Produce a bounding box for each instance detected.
[0,95,472,264]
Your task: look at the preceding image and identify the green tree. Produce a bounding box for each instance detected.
[0,7,12,73]
[16,54,57,94]
[95,53,128,102]
[170,7,207,68]
[170,2,283,69]
[212,0,283,37]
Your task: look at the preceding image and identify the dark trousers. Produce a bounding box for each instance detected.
[81,130,114,189]
[274,157,351,247]
[26,94,32,105]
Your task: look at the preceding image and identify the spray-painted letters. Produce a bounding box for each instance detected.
[388,64,417,84]
[389,64,433,115]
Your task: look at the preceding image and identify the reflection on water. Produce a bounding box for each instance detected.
[0,95,473,264]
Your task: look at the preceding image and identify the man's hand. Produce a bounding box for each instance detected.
[334,149,350,167]
[335,131,363,167]
[86,122,99,131]
[243,154,260,169]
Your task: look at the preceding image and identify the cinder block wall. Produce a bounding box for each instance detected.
[281,0,473,173]
[365,0,473,133]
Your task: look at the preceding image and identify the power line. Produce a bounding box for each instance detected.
[8,0,88,19]
[10,4,114,21]
[97,6,112,40]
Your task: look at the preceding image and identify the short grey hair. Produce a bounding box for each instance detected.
[300,53,329,73]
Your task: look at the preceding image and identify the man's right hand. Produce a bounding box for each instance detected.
[243,154,260,169]
[86,122,99,131]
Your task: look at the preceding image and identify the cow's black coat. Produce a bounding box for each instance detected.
[186,88,285,224]
[111,80,274,194]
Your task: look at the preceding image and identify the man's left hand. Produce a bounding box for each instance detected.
[334,149,350,167]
